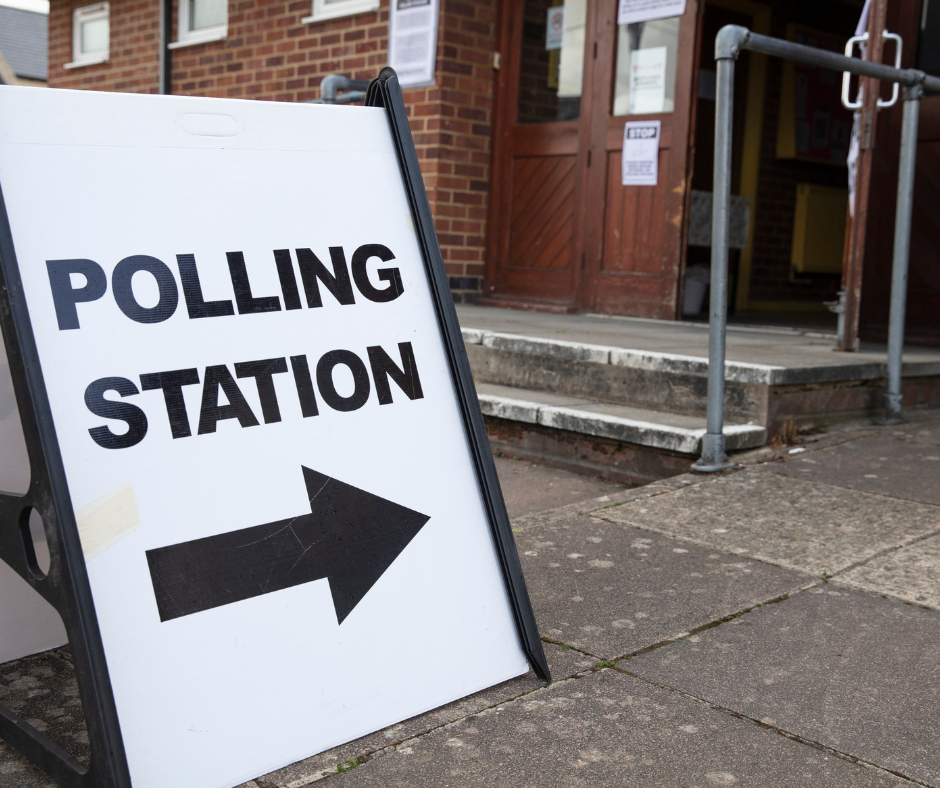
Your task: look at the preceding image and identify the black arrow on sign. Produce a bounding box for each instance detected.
[146,467,430,624]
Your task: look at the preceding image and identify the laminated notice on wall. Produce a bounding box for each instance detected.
[389,0,439,88]
[618,0,686,26]
[622,120,660,185]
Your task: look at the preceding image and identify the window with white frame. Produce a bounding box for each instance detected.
[170,0,228,49]
[302,0,379,25]
[66,2,109,68]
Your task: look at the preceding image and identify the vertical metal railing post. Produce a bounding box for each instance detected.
[883,80,924,424]
[693,26,747,472]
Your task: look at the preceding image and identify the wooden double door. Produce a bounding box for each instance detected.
[484,0,700,317]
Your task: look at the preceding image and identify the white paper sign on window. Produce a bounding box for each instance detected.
[628,46,667,114]
[545,6,564,50]
[622,119,660,185]
[617,0,686,26]
[389,0,439,88]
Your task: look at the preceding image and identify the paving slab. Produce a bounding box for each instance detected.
[509,473,707,533]
[834,532,940,609]
[775,432,940,505]
[493,456,621,520]
[0,645,591,788]
[516,515,804,659]
[891,421,940,447]
[628,587,940,787]
[597,466,940,576]
[244,644,591,788]
[0,647,87,788]
[330,668,906,788]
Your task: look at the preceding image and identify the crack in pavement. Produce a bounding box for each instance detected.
[609,664,927,787]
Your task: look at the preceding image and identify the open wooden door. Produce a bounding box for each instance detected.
[581,3,700,318]
[483,0,595,310]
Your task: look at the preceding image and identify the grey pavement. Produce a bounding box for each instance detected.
[2,416,939,787]
[627,587,940,787]
[329,670,908,788]
[493,456,618,519]
[599,464,940,577]
[516,516,803,659]
[835,535,940,608]
[0,648,88,788]
[775,430,940,505]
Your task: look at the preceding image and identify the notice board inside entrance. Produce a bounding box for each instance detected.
[0,72,548,788]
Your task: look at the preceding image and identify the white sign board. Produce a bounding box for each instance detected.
[389,0,439,88]
[622,119,661,185]
[0,86,528,788]
[545,6,564,50]
[617,0,686,26]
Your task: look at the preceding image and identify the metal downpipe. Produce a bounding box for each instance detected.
[159,0,172,94]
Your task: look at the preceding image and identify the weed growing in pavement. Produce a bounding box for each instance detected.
[808,412,830,434]
[595,660,618,669]
[770,418,802,450]
[820,572,830,583]
[337,759,359,773]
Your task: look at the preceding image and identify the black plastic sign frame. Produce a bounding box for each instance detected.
[0,69,550,788]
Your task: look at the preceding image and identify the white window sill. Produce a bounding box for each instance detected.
[64,53,109,69]
[168,28,227,49]
[302,0,379,24]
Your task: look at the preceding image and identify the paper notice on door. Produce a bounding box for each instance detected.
[546,6,564,50]
[628,46,667,114]
[389,0,439,88]
[618,0,686,26]
[622,120,660,185]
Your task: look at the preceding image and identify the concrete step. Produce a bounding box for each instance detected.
[476,383,766,456]
[475,382,766,485]
[463,327,774,426]
[462,326,940,431]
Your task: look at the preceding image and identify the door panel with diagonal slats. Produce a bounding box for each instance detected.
[508,155,577,274]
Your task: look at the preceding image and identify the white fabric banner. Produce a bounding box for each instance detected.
[847,0,870,217]
[389,0,439,89]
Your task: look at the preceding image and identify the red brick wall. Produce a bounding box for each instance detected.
[47,0,496,303]
[411,0,497,303]
[48,0,161,92]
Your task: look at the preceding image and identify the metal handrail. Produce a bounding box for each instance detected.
[694,25,936,472]
[715,25,940,91]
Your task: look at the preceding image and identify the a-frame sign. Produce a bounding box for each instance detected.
[0,70,549,788]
